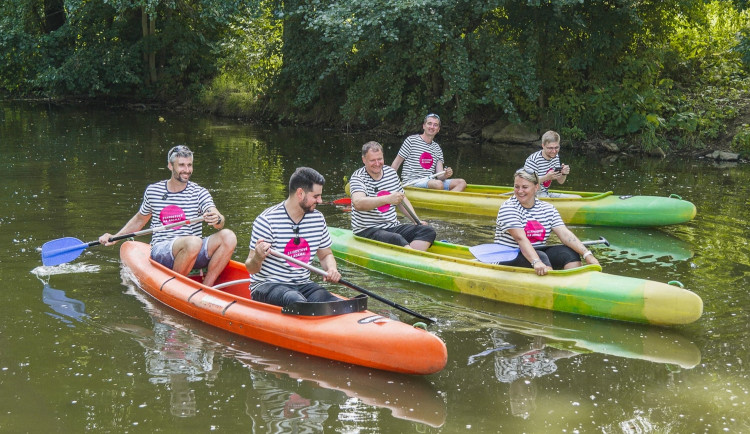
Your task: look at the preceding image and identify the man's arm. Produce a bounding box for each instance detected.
[391,155,405,171]
[99,212,150,246]
[203,206,226,229]
[317,247,341,283]
[351,191,404,211]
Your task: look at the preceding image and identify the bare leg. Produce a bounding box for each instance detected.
[171,236,202,276]
[203,229,237,287]
[409,240,432,251]
[450,179,467,192]
[563,261,582,270]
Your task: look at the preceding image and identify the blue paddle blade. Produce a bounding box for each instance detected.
[41,237,87,266]
[468,243,520,264]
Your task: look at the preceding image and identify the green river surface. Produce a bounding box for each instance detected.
[1,101,748,433]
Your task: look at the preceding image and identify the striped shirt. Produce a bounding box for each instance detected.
[349,166,403,234]
[138,180,215,245]
[524,150,561,194]
[249,202,332,286]
[397,134,444,183]
[494,196,564,247]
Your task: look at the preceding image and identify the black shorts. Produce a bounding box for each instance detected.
[251,282,339,307]
[356,224,436,247]
[499,245,580,269]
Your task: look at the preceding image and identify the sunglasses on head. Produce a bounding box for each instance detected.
[515,167,539,181]
[168,145,192,161]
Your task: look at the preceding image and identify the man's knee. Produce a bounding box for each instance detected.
[218,229,237,249]
[176,236,203,254]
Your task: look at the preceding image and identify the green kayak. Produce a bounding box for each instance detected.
[328,227,702,326]
[404,185,697,227]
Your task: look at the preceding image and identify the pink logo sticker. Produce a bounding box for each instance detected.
[284,237,310,268]
[543,168,554,188]
[525,220,546,243]
[159,205,186,229]
[419,151,434,170]
[376,190,391,213]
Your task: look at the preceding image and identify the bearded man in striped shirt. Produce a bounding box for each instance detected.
[245,167,341,307]
[99,145,237,286]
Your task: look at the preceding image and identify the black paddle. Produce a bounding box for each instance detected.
[269,249,436,323]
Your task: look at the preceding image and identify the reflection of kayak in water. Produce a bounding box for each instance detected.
[572,226,694,263]
[458,297,701,369]
[114,292,447,428]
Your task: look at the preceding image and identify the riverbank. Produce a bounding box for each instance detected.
[2,94,746,162]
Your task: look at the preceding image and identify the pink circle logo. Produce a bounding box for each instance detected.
[524,220,546,243]
[543,168,554,188]
[284,237,310,268]
[376,190,391,213]
[419,151,434,170]
[159,205,186,229]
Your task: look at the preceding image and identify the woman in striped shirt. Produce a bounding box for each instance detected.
[494,169,599,275]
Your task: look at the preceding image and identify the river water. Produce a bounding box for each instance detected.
[1,101,748,432]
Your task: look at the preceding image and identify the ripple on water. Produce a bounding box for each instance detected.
[30,263,101,277]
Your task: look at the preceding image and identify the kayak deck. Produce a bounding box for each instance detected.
[404,184,697,227]
[328,227,702,326]
[119,241,448,375]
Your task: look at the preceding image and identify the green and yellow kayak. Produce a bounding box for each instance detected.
[404,185,697,227]
[328,227,702,326]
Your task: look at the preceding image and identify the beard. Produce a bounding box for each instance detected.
[300,198,317,214]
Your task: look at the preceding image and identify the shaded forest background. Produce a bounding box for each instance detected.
[2,0,750,154]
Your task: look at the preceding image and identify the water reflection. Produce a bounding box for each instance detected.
[571,226,694,265]
[450,295,702,369]
[41,284,89,325]
[115,277,446,429]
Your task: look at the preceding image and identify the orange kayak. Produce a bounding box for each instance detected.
[119,241,447,375]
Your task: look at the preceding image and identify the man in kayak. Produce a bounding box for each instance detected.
[524,130,580,198]
[391,113,467,192]
[245,167,341,307]
[494,168,598,275]
[350,141,436,251]
[99,145,237,286]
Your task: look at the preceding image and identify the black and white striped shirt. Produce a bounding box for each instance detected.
[524,150,561,194]
[396,134,444,183]
[494,196,564,247]
[349,166,402,234]
[138,180,215,245]
[249,202,332,286]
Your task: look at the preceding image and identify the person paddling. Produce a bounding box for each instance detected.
[350,141,436,251]
[245,167,341,307]
[99,145,236,286]
[494,168,598,275]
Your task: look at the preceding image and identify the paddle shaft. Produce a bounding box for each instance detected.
[46,217,206,257]
[269,249,435,323]
[402,171,446,188]
[108,216,206,244]
[399,171,445,224]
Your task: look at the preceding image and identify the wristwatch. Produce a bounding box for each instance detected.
[531,259,541,267]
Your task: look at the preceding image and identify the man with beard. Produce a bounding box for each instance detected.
[99,145,237,286]
[245,167,341,307]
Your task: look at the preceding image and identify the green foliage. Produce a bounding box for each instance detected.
[731,123,750,154]
[0,0,246,97]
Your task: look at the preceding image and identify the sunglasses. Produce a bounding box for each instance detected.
[424,113,440,123]
[515,167,539,182]
[168,145,192,161]
[292,224,300,245]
